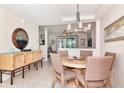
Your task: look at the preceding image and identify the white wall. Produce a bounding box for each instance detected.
[101,5,124,87]
[0,7,39,53]
[95,20,102,56]
[0,7,39,81]
[39,27,48,61]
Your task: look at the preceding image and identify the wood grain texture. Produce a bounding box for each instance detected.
[0,51,43,70]
[61,56,86,69]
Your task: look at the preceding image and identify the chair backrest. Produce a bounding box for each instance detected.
[59,51,68,57]
[80,50,92,59]
[85,56,113,81]
[50,53,64,74]
[104,52,116,71]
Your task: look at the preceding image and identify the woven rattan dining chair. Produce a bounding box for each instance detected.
[76,56,113,88]
[50,53,76,88]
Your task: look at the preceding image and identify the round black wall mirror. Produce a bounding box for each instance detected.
[12,28,29,51]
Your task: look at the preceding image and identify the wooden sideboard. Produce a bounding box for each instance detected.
[0,50,43,85]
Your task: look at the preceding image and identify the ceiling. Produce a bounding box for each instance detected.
[0,4,113,35]
[47,25,67,35]
[1,4,113,26]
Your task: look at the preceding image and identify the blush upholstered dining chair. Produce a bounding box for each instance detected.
[50,53,76,88]
[80,50,92,59]
[104,52,116,71]
[59,51,68,57]
[104,52,116,87]
[76,56,113,88]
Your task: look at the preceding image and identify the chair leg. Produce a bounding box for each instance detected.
[28,65,30,70]
[13,70,15,77]
[75,78,79,87]
[84,82,88,88]
[103,78,108,88]
[22,67,24,78]
[36,62,38,70]
[52,72,57,88]
[60,79,64,88]
[34,63,36,67]
[60,74,64,88]
[0,69,2,83]
[11,70,14,85]
[108,74,112,88]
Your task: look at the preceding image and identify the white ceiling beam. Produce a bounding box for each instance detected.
[62,15,95,22]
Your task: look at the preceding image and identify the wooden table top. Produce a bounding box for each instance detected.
[61,56,86,69]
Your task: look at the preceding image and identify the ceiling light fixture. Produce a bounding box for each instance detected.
[66,4,91,34]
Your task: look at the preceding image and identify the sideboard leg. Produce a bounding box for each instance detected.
[37,62,38,70]
[13,70,15,77]
[41,60,42,68]
[36,62,38,70]
[22,67,24,78]
[34,63,36,67]
[28,65,30,70]
[11,70,14,85]
[0,69,2,83]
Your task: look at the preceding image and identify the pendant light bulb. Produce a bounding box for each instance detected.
[67,24,71,30]
[79,22,83,28]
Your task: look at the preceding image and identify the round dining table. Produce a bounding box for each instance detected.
[61,56,86,69]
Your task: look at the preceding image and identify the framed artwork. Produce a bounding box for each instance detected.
[104,16,124,42]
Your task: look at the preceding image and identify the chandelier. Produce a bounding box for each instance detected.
[66,4,91,34]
